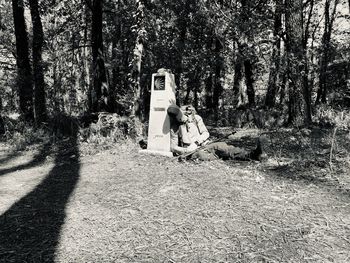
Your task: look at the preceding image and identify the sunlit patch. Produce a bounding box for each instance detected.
[0,162,54,216]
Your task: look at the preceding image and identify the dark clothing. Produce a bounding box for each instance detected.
[191,142,262,161]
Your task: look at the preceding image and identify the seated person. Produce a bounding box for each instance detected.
[167,105,264,161]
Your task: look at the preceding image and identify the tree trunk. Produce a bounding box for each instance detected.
[83,5,91,112]
[130,0,145,119]
[233,56,244,108]
[29,0,47,124]
[234,0,256,109]
[205,73,213,111]
[91,0,109,112]
[173,0,196,105]
[12,0,34,122]
[131,42,144,117]
[0,97,4,135]
[110,9,122,113]
[204,33,214,112]
[212,37,223,122]
[265,0,282,108]
[175,23,186,88]
[279,69,288,105]
[244,59,255,106]
[316,0,339,104]
[301,0,315,118]
[285,0,311,126]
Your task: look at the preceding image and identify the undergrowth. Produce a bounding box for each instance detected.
[1,112,145,151]
[0,115,50,150]
[315,104,350,129]
[80,113,145,145]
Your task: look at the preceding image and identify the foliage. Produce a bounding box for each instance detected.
[80,112,145,145]
[315,104,350,129]
[0,0,349,130]
[1,115,50,149]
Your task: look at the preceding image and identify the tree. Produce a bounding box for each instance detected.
[130,0,146,118]
[172,0,192,98]
[29,0,47,124]
[231,0,262,108]
[316,0,340,104]
[212,37,224,120]
[285,0,311,126]
[90,0,109,112]
[265,0,283,108]
[12,0,34,122]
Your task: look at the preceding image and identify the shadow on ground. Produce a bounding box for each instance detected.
[0,132,80,262]
[0,143,52,177]
[0,150,22,167]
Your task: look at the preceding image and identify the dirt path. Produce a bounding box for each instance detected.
[0,137,350,262]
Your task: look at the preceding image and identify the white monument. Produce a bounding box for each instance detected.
[140,69,176,157]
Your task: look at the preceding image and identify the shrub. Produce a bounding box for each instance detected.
[315,105,350,129]
[80,113,145,145]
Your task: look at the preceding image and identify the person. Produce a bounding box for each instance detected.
[167,105,265,161]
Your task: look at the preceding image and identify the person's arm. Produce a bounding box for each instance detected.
[194,115,210,144]
[170,128,197,155]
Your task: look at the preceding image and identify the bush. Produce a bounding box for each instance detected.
[80,113,145,145]
[315,105,350,129]
[3,120,50,150]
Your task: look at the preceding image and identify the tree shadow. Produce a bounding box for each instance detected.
[0,150,22,166]
[0,142,52,177]
[0,131,80,262]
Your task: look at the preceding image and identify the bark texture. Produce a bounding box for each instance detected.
[29,0,47,124]
[285,0,311,126]
[12,0,34,122]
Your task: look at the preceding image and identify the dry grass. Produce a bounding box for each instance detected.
[1,128,350,262]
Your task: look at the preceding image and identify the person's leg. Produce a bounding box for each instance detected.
[206,140,264,161]
[191,150,217,161]
[205,142,247,160]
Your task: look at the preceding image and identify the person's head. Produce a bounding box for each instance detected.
[181,105,196,116]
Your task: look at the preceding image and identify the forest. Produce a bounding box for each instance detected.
[1,1,350,262]
[0,0,349,138]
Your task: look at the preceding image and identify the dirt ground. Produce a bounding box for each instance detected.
[0,128,350,262]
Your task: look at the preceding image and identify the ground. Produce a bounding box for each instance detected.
[0,128,350,262]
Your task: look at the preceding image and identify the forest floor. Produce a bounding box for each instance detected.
[0,127,350,262]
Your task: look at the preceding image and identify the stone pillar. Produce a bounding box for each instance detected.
[141,69,176,157]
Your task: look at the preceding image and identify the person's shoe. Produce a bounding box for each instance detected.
[139,139,147,149]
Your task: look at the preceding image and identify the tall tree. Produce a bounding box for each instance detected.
[285,0,311,126]
[301,0,316,116]
[316,0,340,104]
[171,0,198,104]
[12,0,34,122]
[130,0,146,118]
[90,0,109,112]
[232,47,244,108]
[232,0,257,108]
[29,0,47,124]
[265,0,283,108]
[212,37,224,121]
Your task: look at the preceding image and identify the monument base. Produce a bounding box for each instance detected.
[139,149,174,157]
